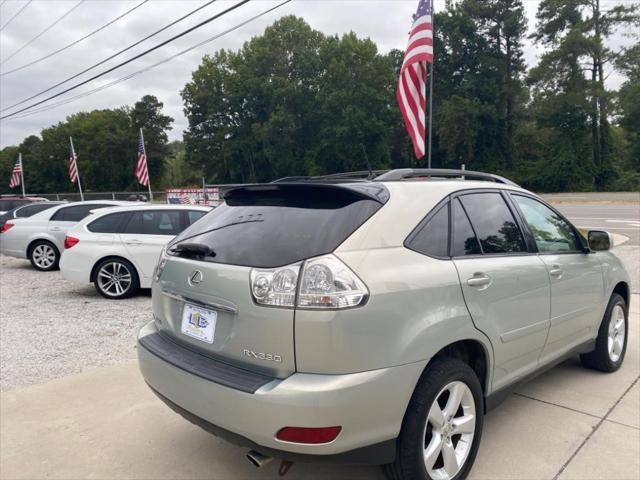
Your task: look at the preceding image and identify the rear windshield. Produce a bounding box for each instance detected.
[168,185,386,268]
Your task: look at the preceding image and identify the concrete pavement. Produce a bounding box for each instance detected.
[1,296,638,480]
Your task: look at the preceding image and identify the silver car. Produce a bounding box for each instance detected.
[0,200,135,271]
[137,169,630,480]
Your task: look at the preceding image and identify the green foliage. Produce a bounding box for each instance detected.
[0,95,173,194]
[182,16,405,182]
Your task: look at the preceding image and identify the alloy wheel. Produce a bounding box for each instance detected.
[608,304,626,363]
[423,381,476,480]
[97,262,132,297]
[32,244,57,269]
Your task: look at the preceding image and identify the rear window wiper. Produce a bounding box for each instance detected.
[169,242,215,259]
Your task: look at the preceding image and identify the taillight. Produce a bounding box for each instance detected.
[250,264,301,308]
[0,222,14,233]
[276,426,342,444]
[64,236,80,249]
[249,254,368,309]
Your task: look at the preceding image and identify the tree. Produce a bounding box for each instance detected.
[129,95,174,187]
[532,0,639,187]
[182,16,403,183]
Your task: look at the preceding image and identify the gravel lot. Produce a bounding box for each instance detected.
[0,255,151,391]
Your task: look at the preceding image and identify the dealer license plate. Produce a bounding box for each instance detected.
[181,304,217,344]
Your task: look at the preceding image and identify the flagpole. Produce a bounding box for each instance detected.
[19,153,26,197]
[70,136,84,201]
[140,128,153,202]
[427,0,434,169]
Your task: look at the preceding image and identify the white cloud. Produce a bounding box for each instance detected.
[0,0,635,148]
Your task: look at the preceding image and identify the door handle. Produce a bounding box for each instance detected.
[467,274,492,288]
[549,265,564,278]
[125,240,142,245]
[50,227,62,231]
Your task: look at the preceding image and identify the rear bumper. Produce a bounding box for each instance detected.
[137,321,427,463]
[59,252,90,284]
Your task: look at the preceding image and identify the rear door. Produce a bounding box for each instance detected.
[510,194,605,363]
[452,191,551,391]
[154,184,387,378]
[121,210,182,280]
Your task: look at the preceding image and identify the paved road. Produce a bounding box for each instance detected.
[553,202,640,246]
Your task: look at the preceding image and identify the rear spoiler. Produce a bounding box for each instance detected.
[223,182,390,205]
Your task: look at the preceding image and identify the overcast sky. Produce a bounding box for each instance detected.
[0,0,634,149]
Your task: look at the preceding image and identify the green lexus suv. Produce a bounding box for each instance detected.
[137,169,630,480]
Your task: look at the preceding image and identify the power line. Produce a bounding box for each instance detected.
[1,0,86,65]
[0,0,32,32]
[6,0,294,120]
[1,0,150,76]
[0,0,219,113]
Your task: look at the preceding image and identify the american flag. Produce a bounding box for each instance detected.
[397,0,434,159]
[135,129,150,186]
[68,138,79,183]
[9,154,22,188]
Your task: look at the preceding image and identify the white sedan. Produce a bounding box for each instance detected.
[60,204,210,299]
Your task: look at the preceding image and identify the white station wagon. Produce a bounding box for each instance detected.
[60,204,210,299]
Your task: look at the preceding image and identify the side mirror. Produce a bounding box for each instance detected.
[588,230,613,251]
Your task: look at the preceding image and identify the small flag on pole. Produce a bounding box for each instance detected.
[68,137,84,200]
[69,139,79,183]
[135,130,150,187]
[397,0,434,159]
[9,154,22,188]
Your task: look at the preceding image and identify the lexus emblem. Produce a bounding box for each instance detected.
[188,270,203,286]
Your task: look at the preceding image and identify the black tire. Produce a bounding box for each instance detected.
[580,293,628,372]
[29,240,60,271]
[93,258,140,299]
[384,358,484,480]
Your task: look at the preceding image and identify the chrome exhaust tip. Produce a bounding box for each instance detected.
[246,450,273,468]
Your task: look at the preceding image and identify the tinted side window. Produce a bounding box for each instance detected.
[187,210,207,225]
[513,195,580,252]
[452,199,482,256]
[87,212,131,233]
[16,204,46,217]
[124,211,182,235]
[407,203,449,258]
[459,193,525,254]
[51,204,109,222]
[0,200,16,211]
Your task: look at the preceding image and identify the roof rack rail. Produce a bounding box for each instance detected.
[374,169,519,187]
[272,170,388,184]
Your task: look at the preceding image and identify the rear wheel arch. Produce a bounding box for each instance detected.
[26,237,58,257]
[431,339,490,395]
[90,255,140,284]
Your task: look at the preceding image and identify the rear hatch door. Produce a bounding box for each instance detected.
[153,183,387,378]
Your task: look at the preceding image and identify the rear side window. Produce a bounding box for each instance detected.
[124,210,182,236]
[51,204,110,222]
[0,200,16,210]
[169,185,386,268]
[187,210,207,225]
[15,203,54,217]
[459,193,525,254]
[87,212,131,233]
[452,199,482,256]
[406,203,449,258]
